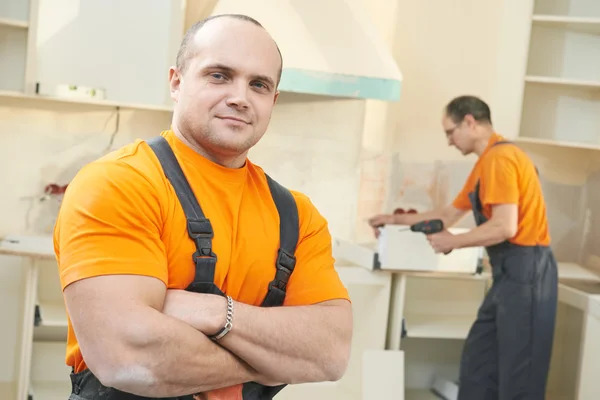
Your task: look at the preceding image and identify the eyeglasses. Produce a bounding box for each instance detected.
[444,120,463,137]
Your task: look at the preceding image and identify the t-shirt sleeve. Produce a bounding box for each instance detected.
[480,154,519,206]
[452,168,479,210]
[54,160,168,291]
[283,193,350,306]
[452,181,473,210]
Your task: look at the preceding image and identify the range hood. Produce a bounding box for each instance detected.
[206,0,403,101]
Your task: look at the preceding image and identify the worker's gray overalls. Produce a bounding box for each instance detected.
[457,141,558,400]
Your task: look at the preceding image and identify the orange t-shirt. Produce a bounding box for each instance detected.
[53,129,350,397]
[452,133,551,246]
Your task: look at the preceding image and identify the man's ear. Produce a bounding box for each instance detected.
[464,113,476,127]
[169,66,182,102]
[273,91,280,104]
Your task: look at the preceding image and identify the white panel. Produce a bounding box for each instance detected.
[30,342,71,400]
[519,83,600,146]
[402,338,463,390]
[527,24,600,82]
[0,25,27,92]
[279,265,391,400]
[534,0,600,18]
[378,225,480,274]
[362,350,404,400]
[403,276,484,340]
[35,0,182,106]
[36,258,68,342]
[0,255,25,382]
[577,312,600,398]
[0,0,29,21]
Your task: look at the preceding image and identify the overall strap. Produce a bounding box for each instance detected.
[147,136,223,296]
[261,174,299,307]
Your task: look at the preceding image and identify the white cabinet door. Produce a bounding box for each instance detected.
[34,0,184,107]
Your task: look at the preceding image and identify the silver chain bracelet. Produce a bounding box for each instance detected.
[209,295,234,341]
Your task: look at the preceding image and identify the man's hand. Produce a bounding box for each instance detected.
[367,214,396,237]
[162,289,227,336]
[426,230,458,254]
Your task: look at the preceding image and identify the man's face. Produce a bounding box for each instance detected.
[442,114,475,155]
[169,18,281,160]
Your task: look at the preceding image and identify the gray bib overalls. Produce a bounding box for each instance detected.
[457,141,559,400]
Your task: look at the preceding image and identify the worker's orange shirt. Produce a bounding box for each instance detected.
[53,129,350,397]
[452,133,551,246]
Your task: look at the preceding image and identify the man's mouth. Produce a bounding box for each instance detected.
[217,116,250,124]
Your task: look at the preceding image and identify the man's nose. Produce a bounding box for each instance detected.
[225,81,250,109]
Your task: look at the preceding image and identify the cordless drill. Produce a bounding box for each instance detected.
[407,219,452,255]
[408,219,444,234]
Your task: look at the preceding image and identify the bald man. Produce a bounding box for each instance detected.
[54,14,352,400]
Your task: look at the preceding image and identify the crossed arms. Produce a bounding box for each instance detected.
[65,275,352,397]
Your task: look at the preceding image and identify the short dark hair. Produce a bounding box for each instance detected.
[176,14,283,85]
[445,95,492,125]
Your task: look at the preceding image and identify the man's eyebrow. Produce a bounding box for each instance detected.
[253,74,276,88]
[202,63,276,88]
[202,63,235,74]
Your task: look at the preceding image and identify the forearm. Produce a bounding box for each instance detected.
[453,218,513,248]
[91,306,258,397]
[219,300,352,384]
[178,294,353,385]
[394,205,465,228]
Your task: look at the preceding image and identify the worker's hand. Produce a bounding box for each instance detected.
[426,230,457,254]
[367,214,396,238]
[162,290,226,336]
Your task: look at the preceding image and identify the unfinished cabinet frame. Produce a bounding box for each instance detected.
[334,227,600,399]
[2,235,402,400]
[0,235,68,400]
[515,0,600,184]
[0,0,180,113]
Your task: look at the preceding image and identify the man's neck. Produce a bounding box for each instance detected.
[473,127,495,157]
[172,125,248,169]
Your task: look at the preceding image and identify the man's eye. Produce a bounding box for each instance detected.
[211,73,225,79]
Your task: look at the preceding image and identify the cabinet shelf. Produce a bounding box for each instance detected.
[519,80,600,150]
[0,235,54,259]
[401,276,484,342]
[0,17,28,29]
[0,90,174,113]
[532,15,600,35]
[404,313,474,340]
[525,75,600,90]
